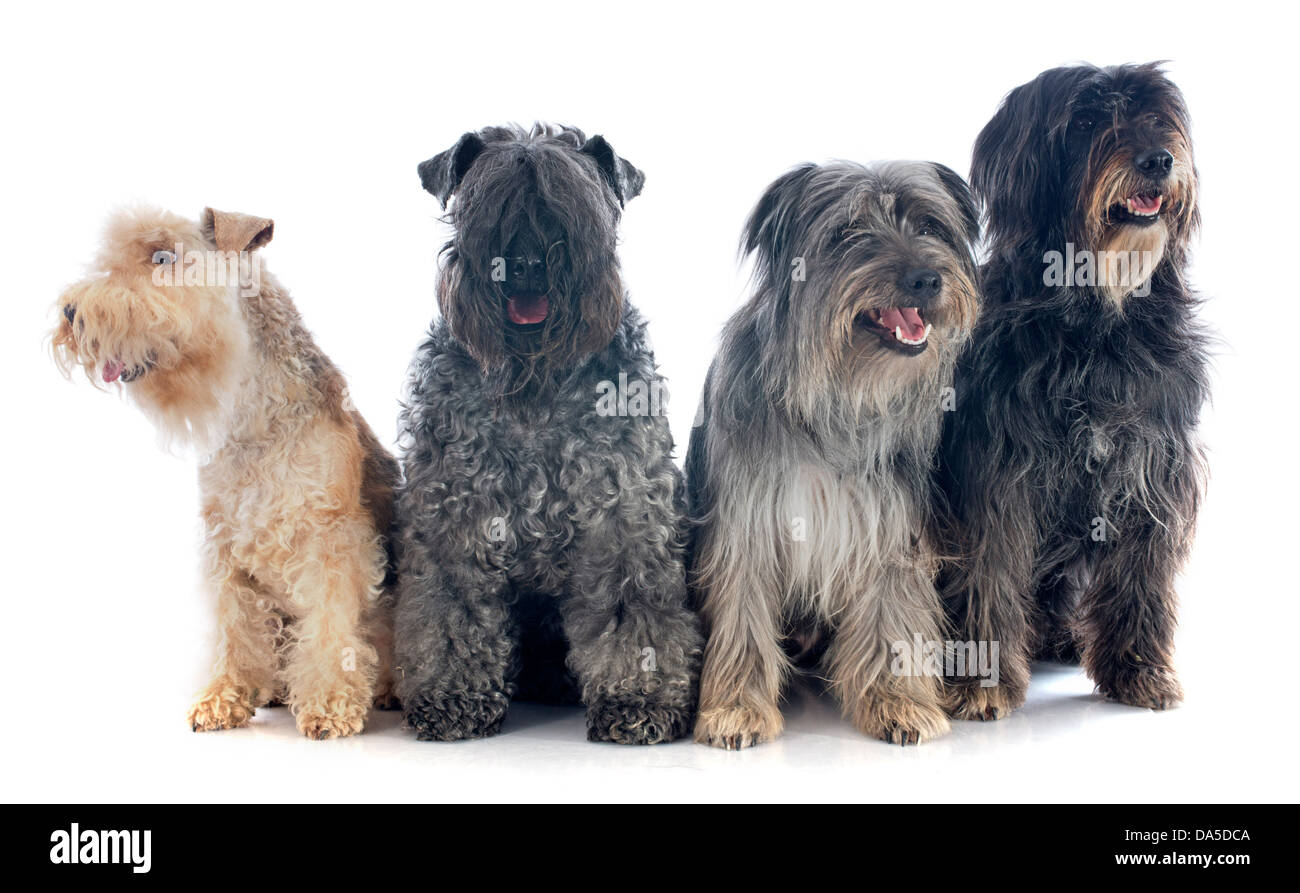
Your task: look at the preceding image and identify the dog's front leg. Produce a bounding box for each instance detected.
[1077,512,1189,710]
[827,564,950,745]
[281,522,379,740]
[562,534,702,745]
[690,525,788,750]
[561,451,703,745]
[692,578,788,750]
[393,547,515,741]
[187,538,279,732]
[941,488,1038,721]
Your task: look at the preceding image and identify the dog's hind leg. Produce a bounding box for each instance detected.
[1032,552,1089,664]
[515,592,581,705]
[367,588,400,710]
[826,564,950,745]
[187,538,280,732]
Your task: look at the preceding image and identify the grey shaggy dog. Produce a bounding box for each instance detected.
[395,123,702,744]
[687,161,981,748]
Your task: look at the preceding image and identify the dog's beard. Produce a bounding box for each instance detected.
[777,279,976,440]
[439,264,623,400]
[835,262,976,388]
[1095,223,1169,307]
[52,277,248,447]
[1082,146,1197,309]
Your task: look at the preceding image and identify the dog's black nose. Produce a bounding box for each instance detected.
[509,255,547,294]
[505,233,549,295]
[1135,148,1174,179]
[901,268,942,301]
[63,304,76,324]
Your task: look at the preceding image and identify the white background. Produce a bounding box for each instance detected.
[1,0,1296,803]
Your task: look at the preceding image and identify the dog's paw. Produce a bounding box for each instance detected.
[296,703,367,740]
[1096,663,1183,710]
[402,690,509,741]
[944,683,1021,722]
[694,703,783,750]
[853,697,950,746]
[586,697,692,745]
[187,680,256,732]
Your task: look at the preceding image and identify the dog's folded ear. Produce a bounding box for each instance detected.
[201,208,274,253]
[931,163,981,246]
[971,71,1073,241]
[742,163,819,278]
[579,135,645,206]
[418,132,487,209]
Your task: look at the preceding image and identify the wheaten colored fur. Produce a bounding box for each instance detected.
[52,206,399,739]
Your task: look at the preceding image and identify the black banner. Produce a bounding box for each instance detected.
[5,804,1286,879]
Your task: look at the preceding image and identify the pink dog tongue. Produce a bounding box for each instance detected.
[102,360,126,383]
[507,294,549,325]
[1130,193,1161,213]
[877,307,926,340]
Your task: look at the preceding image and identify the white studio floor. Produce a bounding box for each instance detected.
[6,652,1288,804]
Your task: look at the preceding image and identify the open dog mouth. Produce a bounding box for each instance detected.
[504,291,550,327]
[1111,191,1164,226]
[856,306,932,355]
[102,359,150,384]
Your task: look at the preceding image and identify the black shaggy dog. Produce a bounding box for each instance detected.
[395,124,702,743]
[938,63,1210,720]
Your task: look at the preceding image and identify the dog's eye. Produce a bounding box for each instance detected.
[917,220,940,237]
[152,250,177,265]
[1071,114,1095,132]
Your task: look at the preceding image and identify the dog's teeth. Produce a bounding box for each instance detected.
[893,323,931,347]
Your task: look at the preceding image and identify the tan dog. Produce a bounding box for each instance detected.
[52,206,399,739]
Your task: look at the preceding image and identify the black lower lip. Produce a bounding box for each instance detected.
[1111,204,1163,227]
[879,336,928,356]
[120,365,148,383]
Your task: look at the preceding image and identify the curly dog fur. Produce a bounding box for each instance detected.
[395,124,702,744]
[52,206,399,739]
[936,63,1210,720]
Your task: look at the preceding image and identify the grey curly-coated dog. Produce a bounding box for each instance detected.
[394,123,702,744]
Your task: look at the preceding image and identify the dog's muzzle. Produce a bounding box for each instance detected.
[503,234,551,327]
[63,304,153,383]
[855,268,940,355]
[1110,147,1176,228]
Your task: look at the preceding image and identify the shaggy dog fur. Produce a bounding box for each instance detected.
[687,161,981,747]
[936,63,1210,720]
[52,207,399,739]
[395,124,702,744]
